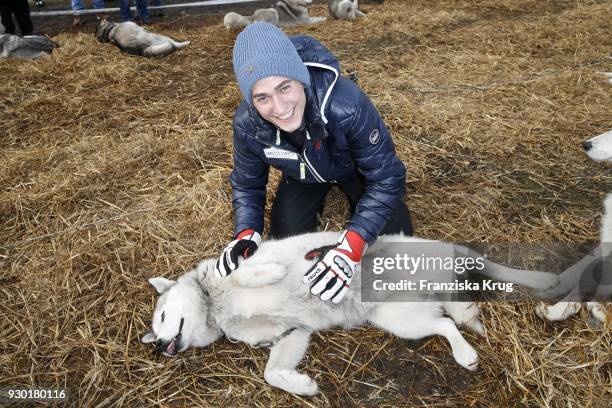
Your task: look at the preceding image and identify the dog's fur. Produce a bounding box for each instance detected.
[536,129,612,325]
[95,20,190,57]
[0,34,58,59]
[142,232,558,395]
[223,0,326,30]
[328,0,365,20]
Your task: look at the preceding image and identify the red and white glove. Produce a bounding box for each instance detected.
[302,230,366,304]
[215,229,261,278]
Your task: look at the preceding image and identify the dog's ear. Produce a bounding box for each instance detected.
[148,277,175,294]
[140,329,156,344]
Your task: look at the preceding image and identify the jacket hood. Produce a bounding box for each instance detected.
[291,35,341,125]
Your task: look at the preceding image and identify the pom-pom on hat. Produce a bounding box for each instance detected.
[232,22,311,104]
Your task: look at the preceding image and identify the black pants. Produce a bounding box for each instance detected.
[1,0,33,35]
[270,177,413,239]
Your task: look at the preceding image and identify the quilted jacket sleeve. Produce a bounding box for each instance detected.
[229,120,270,236]
[339,80,407,244]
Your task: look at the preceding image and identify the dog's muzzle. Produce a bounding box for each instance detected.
[156,318,184,356]
[156,338,180,356]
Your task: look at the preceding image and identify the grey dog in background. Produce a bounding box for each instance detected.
[95,20,190,57]
[0,33,58,59]
[224,0,326,30]
[328,0,365,20]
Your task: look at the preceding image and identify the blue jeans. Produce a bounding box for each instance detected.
[71,0,105,14]
[150,0,162,6]
[119,0,149,22]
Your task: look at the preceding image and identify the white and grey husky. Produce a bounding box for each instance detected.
[95,20,190,57]
[536,129,612,325]
[0,33,58,59]
[328,0,365,20]
[223,0,326,30]
[141,232,558,395]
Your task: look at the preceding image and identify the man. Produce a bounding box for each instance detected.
[216,22,413,304]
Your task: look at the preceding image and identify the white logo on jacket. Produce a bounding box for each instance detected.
[263,147,299,160]
[369,129,380,144]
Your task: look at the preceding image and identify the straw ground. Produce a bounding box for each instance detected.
[1,0,610,406]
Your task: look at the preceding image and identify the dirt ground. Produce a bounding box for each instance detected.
[1,0,610,407]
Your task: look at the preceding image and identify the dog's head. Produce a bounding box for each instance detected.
[141,260,222,357]
[95,19,115,43]
[584,130,612,163]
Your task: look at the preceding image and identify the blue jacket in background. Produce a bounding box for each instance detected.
[230,35,407,244]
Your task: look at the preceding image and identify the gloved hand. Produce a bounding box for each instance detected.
[302,230,366,303]
[215,229,262,278]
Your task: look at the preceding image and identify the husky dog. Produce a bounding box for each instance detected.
[328,0,365,20]
[95,20,190,57]
[224,9,279,30]
[0,34,58,59]
[536,129,612,325]
[141,232,558,395]
[224,0,325,30]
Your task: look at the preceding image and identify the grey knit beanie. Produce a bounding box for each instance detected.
[232,22,311,104]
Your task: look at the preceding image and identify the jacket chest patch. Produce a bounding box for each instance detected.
[369,129,380,144]
[263,147,299,160]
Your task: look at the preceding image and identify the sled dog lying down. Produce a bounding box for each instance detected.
[536,129,612,325]
[223,0,326,30]
[0,34,58,59]
[141,232,558,395]
[328,0,365,20]
[95,20,190,57]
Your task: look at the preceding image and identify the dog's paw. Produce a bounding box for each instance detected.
[586,302,608,325]
[264,369,319,396]
[453,342,479,371]
[535,301,581,322]
[465,317,485,336]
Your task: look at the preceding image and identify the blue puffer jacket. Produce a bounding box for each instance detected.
[229,35,406,244]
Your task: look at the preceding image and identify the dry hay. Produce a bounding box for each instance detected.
[0,0,610,406]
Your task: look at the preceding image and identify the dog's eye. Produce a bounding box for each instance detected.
[161,311,165,322]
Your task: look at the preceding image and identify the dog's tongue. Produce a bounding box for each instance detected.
[166,339,176,355]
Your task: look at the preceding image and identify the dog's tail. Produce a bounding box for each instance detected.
[451,244,559,290]
[480,257,559,290]
[231,262,288,288]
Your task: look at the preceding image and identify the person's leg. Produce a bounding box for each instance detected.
[92,0,108,20]
[13,0,33,36]
[118,0,133,22]
[71,0,84,26]
[338,179,414,236]
[150,0,163,17]
[269,177,331,239]
[136,0,149,23]
[0,1,17,34]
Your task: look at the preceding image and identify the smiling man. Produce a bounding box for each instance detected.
[215,22,413,304]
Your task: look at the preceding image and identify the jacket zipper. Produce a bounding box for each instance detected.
[300,150,326,182]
